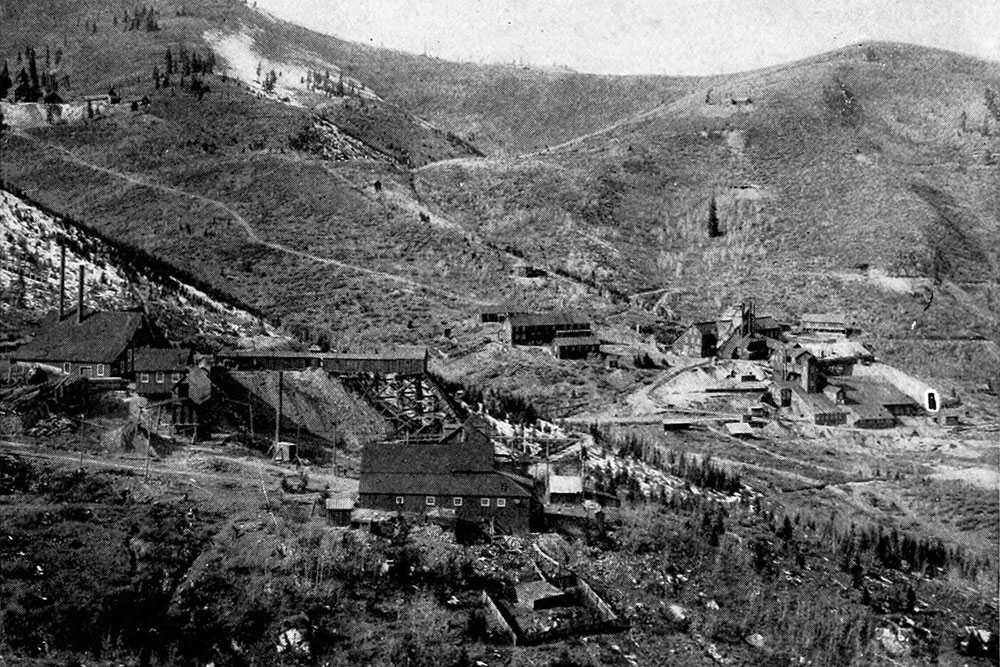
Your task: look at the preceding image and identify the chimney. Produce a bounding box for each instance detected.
[77,264,85,324]
[59,246,66,320]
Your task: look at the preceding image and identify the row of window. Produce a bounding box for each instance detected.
[64,363,106,377]
[59,363,183,384]
[395,496,507,508]
[139,372,182,384]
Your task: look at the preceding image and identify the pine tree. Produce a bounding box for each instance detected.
[0,62,11,99]
[27,46,40,94]
[708,196,721,237]
[164,48,173,75]
[263,70,277,93]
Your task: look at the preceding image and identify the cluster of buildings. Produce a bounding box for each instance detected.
[337,416,606,536]
[672,301,941,429]
[8,264,209,433]
[480,305,601,361]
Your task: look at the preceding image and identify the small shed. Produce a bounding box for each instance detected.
[325,497,355,527]
[275,441,298,462]
[548,475,584,504]
[725,421,754,438]
[663,418,696,431]
[800,313,848,335]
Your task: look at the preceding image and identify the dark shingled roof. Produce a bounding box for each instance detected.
[753,315,781,331]
[507,312,590,328]
[361,440,494,475]
[359,439,530,498]
[15,310,145,364]
[134,348,191,372]
[552,336,601,347]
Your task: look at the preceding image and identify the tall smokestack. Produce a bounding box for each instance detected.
[77,264,85,324]
[59,246,66,320]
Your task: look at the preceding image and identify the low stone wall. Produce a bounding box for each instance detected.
[479,591,516,645]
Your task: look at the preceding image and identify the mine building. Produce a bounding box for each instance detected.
[671,302,783,359]
[358,428,533,535]
[771,344,820,393]
[479,303,528,324]
[134,348,193,398]
[14,308,166,380]
[552,335,601,360]
[505,312,592,347]
[800,313,848,335]
[12,262,166,380]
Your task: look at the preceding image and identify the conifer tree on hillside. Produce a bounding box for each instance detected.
[0,62,11,99]
[27,47,40,93]
[164,47,173,75]
[263,70,277,93]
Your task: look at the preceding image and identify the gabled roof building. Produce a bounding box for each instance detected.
[134,348,193,397]
[359,428,532,535]
[13,308,165,379]
[505,312,592,347]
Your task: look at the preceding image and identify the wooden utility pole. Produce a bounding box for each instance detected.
[274,371,283,451]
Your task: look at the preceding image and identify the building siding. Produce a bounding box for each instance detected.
[360,492,529,533]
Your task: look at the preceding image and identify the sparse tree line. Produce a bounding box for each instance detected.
[114,5,161,32]
[594,429,991,582]
[304,68,357,97]
[153,46,216,99]
[0,46,69,103]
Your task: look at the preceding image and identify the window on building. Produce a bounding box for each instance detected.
[171,373,181,383]
[425,496,435,506]
[80,366,91,377]
[395,496,404,505]
[480,498,490,507]
[155,372,165,383]
[453,497,463,507]
[63,362,71,374]
[97,364,106,377]
[140,373,150,383]
[496,498,506,507]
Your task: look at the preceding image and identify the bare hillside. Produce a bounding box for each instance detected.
[417,42,1000,386]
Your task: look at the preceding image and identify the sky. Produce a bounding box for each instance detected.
[252,0,1000,75]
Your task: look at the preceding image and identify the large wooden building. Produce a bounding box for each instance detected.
[13,308,166,379]
[505,312,591,347]
[358,433,532,535]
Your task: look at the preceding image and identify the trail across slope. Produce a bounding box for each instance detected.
[15,132,486,306]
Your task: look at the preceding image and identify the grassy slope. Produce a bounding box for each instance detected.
[242,10,709,157]
[0,0,662,353]
[3,2,999,393]
[418,42,1000,386]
